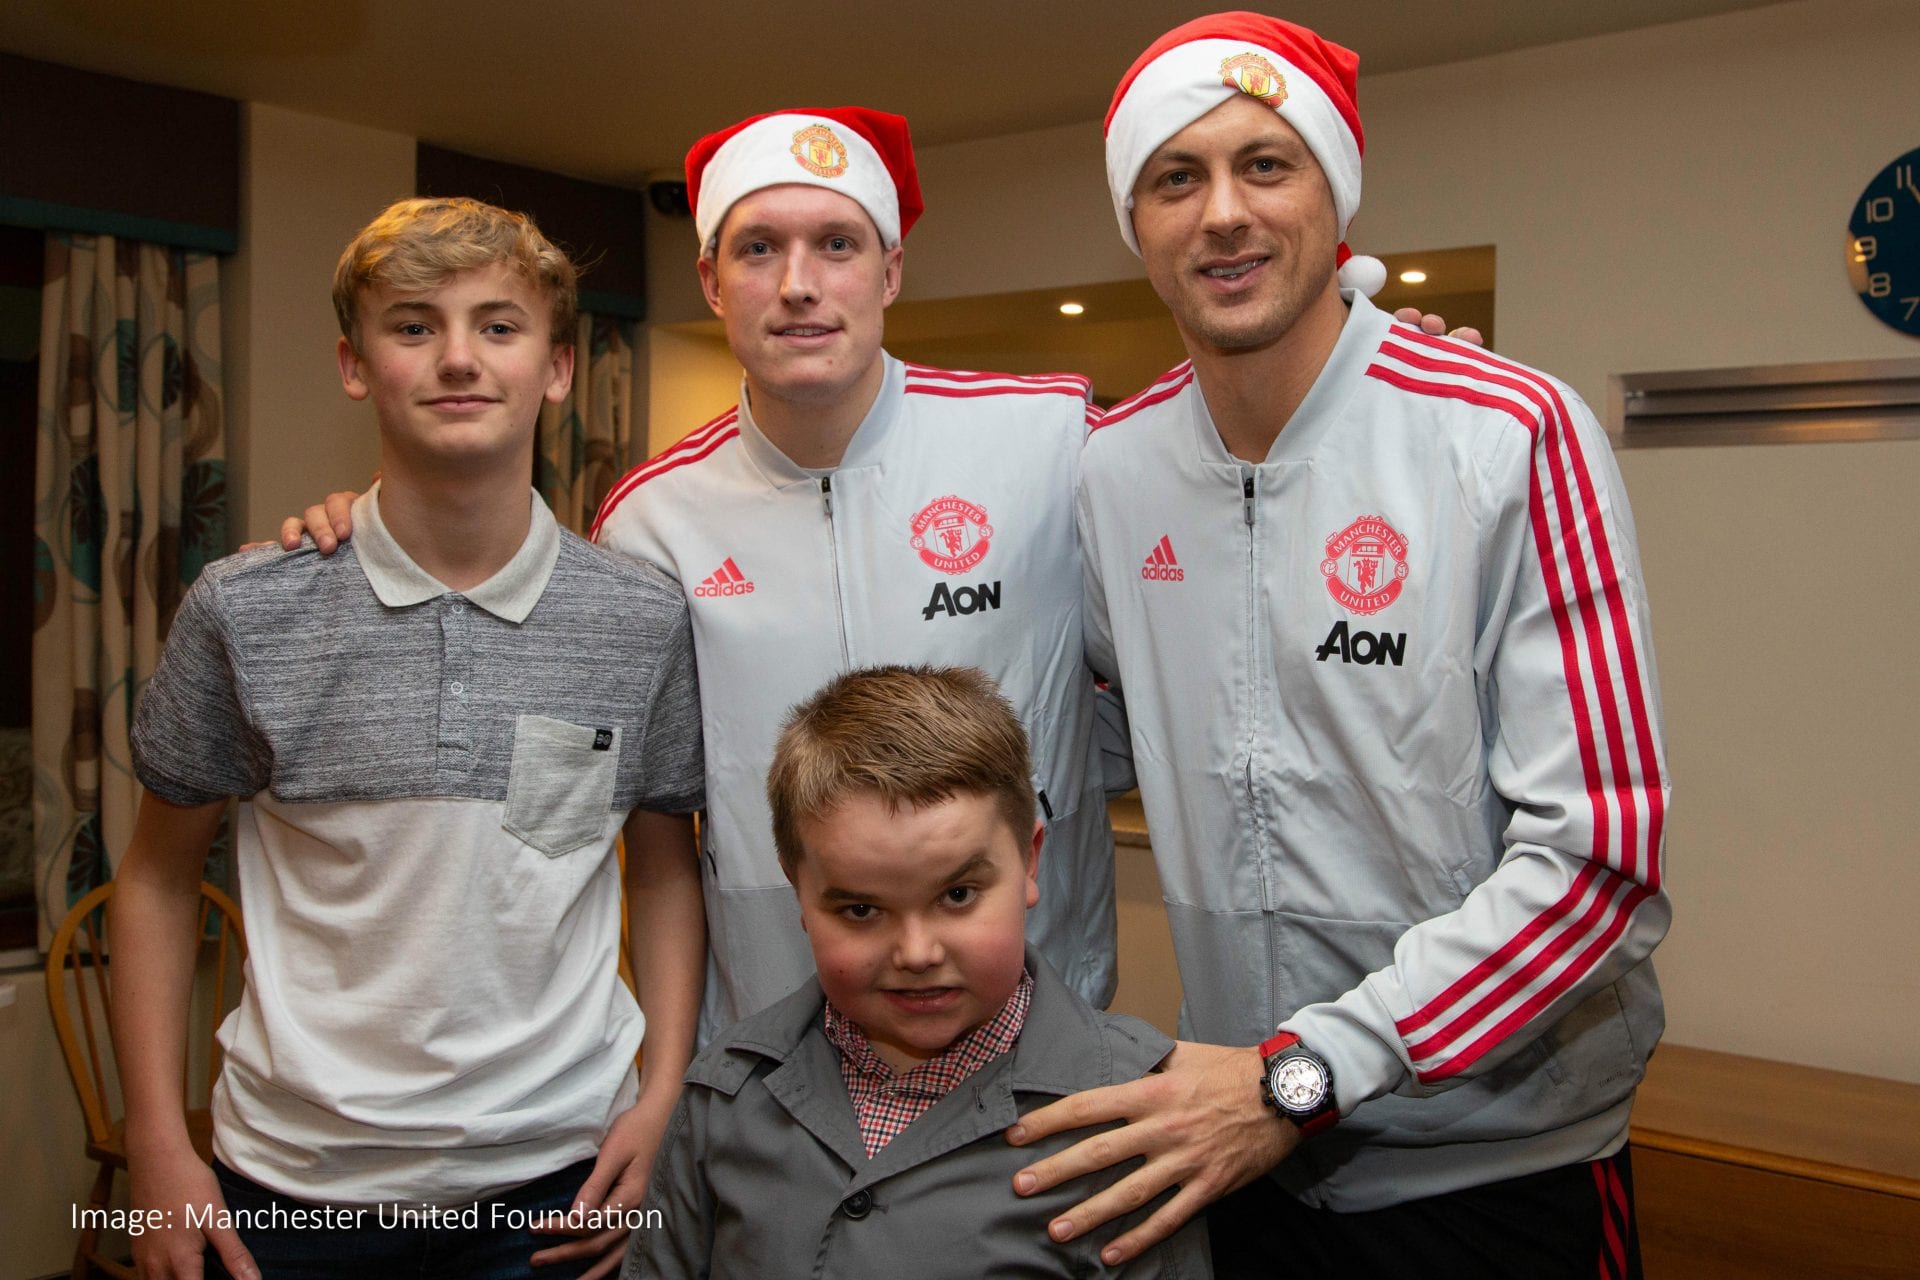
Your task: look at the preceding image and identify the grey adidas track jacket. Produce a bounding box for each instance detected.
[1077,295,1670,1211]
[595,354,1118,1042]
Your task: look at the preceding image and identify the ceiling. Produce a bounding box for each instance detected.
[3,0,1787,188]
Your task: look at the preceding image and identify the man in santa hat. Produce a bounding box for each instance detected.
[588,107,1128,1047]
[1009,15,1669,1279]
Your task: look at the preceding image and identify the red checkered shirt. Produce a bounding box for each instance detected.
[822,969,1034,1158]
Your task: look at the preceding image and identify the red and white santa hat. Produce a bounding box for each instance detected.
[684,106,925,251]
[1104,12,1386,297]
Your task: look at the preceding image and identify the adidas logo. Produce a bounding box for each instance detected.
[1140,536,1185,582]
[694,557,755,598]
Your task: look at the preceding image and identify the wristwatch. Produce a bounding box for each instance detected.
[1257,1030,1338,1137]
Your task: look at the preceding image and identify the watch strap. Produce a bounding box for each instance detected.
[1259,1029,1301,1058]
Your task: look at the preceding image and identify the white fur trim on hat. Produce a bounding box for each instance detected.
[694,114,901,250]
[1339,254,1386,296]
[1106,37,1362,258]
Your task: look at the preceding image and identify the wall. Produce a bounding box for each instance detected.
[225,103,414,543]
[1306,0,1920,1084]
[644,193,707,328]
[905,118,1140,302]
[644,324,739,456]
[0,967,119,1279]
[883,0,1920,1082]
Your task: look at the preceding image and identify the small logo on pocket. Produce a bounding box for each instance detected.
[593,729,614,751]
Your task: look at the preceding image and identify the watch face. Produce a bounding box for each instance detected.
[1269,1055,1329,1111]
[1846,146,1920,337]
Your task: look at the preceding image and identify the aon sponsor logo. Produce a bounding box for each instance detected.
[923,580,1002,621]
[1314,620,1406,666]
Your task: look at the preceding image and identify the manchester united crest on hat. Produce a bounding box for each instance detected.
[1219,52,1288,106]
[1321,515,1408,615]
[911,496,994,576]
[791,124,849,178]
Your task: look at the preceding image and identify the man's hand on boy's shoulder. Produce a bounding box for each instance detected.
[1006,1039,1297,1267]
[1392,306,1485,347]
[273,488,364,554]
[128,1145,260,1280]
[528,1091,677,1278]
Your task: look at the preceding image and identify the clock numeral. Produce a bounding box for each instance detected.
[1900,164,1919,203]
[1854,235,1878,262]
[1868,273,1892,298]
[1866,196,1896,223]
[1904,297,1920,323]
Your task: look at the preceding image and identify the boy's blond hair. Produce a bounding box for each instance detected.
[332,196,578,345]
[768,665,1036,876]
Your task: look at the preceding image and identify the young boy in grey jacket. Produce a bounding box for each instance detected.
[623,665,1209,1279]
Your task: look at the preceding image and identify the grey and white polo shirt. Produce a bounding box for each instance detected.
[132,485,703,1206]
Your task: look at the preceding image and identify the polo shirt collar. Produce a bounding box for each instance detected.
[351,483,561,623]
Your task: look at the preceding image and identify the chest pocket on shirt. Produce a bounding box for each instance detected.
[504,715,619,857]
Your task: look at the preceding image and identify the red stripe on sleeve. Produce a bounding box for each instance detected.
[1367,357,1654,1076]
[589,418,739,541]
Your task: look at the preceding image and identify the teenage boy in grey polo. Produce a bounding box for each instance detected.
[112,198,705,1280]
[134,483,702,1203]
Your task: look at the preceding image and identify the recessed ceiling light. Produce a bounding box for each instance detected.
[1399,270,1428,285]
[1059,302,1085,316]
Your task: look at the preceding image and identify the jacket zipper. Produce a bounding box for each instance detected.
[822,476,850,664]
[1242,466,1274,915]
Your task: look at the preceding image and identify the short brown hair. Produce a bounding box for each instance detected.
[768,665,1036,876]
[332,196,578,345]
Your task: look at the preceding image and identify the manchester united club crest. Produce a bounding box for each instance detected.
[911,496,994,576]
[791,124,849,179]
[1321,515,1409,615]
[1219,52,1288,107]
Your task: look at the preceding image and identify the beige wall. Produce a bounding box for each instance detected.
[905,119,1140,302]
[226,103,415,543]
[645,325,739,456]
[1,969,129,1277]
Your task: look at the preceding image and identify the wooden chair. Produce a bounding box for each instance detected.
[44,880,246,1280]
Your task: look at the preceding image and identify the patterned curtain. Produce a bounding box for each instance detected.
[32,234,227,945]
[538,312,637,534]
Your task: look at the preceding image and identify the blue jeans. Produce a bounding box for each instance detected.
[205,1157,599,1280]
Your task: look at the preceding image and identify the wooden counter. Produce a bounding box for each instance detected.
[1630,1044,1920,1278]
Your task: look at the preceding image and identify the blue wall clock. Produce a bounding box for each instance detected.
[1847,146,1920,337]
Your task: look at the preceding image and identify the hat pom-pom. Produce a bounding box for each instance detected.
[1339,253,1388,298]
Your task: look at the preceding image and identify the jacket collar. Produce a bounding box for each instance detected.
[695,946,1174,1188]
[733,352,905,484]
[707,944,1156,1098]
[1188,289,1389,468]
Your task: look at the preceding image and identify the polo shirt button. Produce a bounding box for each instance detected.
[450,601,465,613]
[841,1189,872,1220]
[450,681,464,695]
